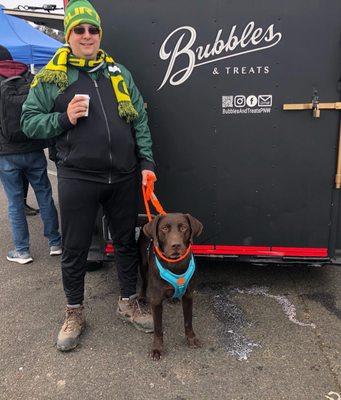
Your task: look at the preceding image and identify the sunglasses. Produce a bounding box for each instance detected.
[73,26,100,35]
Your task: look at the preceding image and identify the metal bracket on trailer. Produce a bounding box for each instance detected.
[283,101,341,116]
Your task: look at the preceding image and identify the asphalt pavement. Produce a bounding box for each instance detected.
[0,165,340,400]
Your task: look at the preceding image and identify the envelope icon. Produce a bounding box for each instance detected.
[258,95,272,107]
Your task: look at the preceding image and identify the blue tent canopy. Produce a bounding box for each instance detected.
[0,7,62,67]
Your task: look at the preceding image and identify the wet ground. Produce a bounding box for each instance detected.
[0,167,340,400]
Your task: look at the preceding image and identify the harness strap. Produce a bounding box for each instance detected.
[155,254,196,299]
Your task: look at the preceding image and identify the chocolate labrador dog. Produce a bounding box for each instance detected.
[140,213,203,360]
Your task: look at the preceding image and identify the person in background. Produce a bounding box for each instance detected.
[0,46,39,217]
[0,44,61,264]
[21,0,156,351]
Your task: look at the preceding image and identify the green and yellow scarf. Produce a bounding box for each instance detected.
[32,46,138,123]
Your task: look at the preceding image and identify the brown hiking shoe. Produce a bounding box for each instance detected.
[56,306,86,352]
[117,294,154,333]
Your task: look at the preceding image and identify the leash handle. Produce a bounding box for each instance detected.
[142,180,166,222]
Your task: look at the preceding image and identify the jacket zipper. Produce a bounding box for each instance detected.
[92,77,113,184]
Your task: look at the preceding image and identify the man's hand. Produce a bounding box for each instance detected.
[67,97,88,125]
[142,170,157,194]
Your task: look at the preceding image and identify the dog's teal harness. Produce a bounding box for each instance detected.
[155,254,196,299]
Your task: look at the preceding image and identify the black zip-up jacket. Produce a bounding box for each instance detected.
[22,64,155,184]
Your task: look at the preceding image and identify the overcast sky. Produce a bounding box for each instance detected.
[0,0,64,11]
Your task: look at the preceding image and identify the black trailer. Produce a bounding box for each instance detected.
[91,1,341,266]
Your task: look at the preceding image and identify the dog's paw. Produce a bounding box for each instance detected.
[186,337,202,348]
[150,348,163,361]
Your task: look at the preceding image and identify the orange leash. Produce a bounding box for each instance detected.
[142,180,191,264]
[142,177,166,222]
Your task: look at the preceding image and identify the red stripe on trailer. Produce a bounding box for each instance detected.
[103,244,328,257]
[191,245,214,254]
[271,247,328,257]
[215,246,271,255]
[192,245,328,257]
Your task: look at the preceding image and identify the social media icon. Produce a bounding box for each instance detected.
[246,95,257,107]
[258,95,272,107]
[234,95,246,107]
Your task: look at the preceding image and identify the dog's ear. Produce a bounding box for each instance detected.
[185,214,203,242]
[143,215,162,247]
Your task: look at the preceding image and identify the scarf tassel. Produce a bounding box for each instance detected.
[118,101,139,123]
[32,70,68,92]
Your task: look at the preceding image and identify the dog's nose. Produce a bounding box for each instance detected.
[171,243,182,251]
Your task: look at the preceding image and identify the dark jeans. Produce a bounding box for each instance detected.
[0,151,61,252]
[58,174,139,305]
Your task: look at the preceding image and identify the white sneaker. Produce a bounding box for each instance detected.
[7,249,33,264]
[50,245,62,256]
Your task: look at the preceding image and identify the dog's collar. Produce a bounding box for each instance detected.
[153,244,192,263]
[154,254,196,299]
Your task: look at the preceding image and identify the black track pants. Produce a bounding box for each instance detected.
[58,175,139,305]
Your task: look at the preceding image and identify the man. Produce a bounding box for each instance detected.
[0,45,61,265]
[21,0,156,351]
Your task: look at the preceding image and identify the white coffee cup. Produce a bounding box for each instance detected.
[74,94,90,117]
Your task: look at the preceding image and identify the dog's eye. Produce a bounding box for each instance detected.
[179,225,188,232]
[161,226,169,232]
